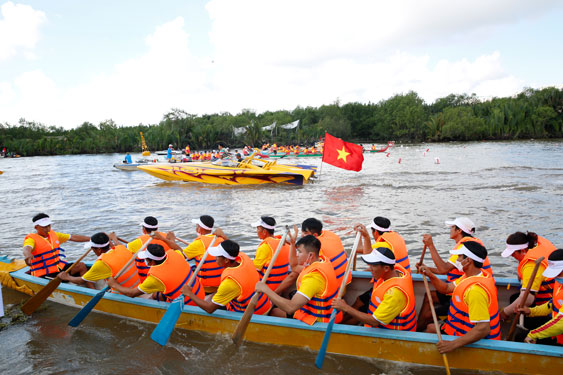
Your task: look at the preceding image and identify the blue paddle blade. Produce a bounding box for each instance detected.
[315,310,337,369]
[151,298,183,346]
[68,286,109,327]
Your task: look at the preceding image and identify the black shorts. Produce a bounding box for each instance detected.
[358,289,372,314]
[435,291,451,317]
[42,262,73,279]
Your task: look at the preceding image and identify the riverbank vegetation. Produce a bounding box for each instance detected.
[1,87,561,156]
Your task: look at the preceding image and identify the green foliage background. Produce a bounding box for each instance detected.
[1,87,562,157]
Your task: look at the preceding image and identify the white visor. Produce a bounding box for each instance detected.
[141,221,158,229]
[191,218,212,231]
[361,249,395,265]
[369,222,390,232]
[543,260,563,279]
[137,249,166,261]
[34,217,52,227]
[85,241,110,249]
[450,244,485,263]
[501,243,528,258]
[208,244,236,260]
[251,219,275,230]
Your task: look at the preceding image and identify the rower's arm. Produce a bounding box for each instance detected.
[23,245,34,266]
[69,234,90,242]
[57,272,96,289]
[107,277,144,297]
[422,234,453,274]
[332,298,380,327]
[256,281,308,314]
[421,266,454,294]
[436,322,489,354]
[182,285,220,314]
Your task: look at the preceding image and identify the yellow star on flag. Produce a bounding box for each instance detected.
[336,146,350,162]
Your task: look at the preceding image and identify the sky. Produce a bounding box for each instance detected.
[0,0,562,129]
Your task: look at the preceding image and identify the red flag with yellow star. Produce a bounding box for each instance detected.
[321,132,364,171]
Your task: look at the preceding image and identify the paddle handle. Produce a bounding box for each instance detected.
[336,231,362,299]
[507,256,544,341]
[175,236,190,246]
[117,237,130,244]
[259,227,290,281]
[422,273,451,375]
[416,245,428,269]
[63,247,93,275]
[186,235,218,287]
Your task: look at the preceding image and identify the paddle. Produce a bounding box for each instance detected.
[150,235,219,346]
[68,237,153,327]
[315,231,362,369]
[232,226,290,346]
[421,267,451,375]
[506,256,544,341]
[117,237,130,244]
[22,247,93,315]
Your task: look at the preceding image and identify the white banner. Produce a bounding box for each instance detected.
[262,121,276,131]
[280,119,299,129]
[233,127,247,136]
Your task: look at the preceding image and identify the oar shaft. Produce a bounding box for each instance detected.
[187,235,218,287]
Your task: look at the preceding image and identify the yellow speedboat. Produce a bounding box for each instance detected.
[137,154,316,185]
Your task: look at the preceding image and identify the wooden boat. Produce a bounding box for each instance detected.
[137,154,317,186]
[367,144,390,153]
[1,256,560,374]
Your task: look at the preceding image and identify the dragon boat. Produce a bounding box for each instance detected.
[1,256,560,374]
[137,154,317,185]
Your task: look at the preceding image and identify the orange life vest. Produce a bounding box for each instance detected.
[192,234,225,288]
[318,230,352,285]
[99,245,140,290]
[551,282,563,344]
[133,232,171,282]
[256,235,290,290]
[221,252,271,315]
[367,264,416,331]
[148,250,204,305]
[377,231,411,273]
[517,236,557,305]
[447,237,493,283]
[25,232,67,277]
[443,272,501,340]
[294,260,343,325]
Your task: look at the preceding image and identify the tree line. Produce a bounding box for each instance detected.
[1,87,561,157]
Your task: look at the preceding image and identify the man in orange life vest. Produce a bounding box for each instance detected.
[108,244,205,305]
[127,216,171,283]
[23,213,89,278]
[417,217,493,331]
[251,216,290,293]
[181,215,224,293]
[182,240,272,315]
[420,241,501,354]
[332,244,416,330]
[500,231,556,323]
[354,216,411,273]
[58,232,140,292]
[255,234,342,325]
[518,249,563,346]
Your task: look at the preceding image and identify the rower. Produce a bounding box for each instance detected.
[251,216,290,292]
[23,213,89,278]
[58,232,140,292]
[127,216,171,283]
[500,231,557,324]
[354,216,410,272]
[518,249,563,346]
[181,215,225,294]
[301,218,351,285]
[416,217,493,331]
[182,240,272,315]
[108,244,205,305]
[332,245,416,331]
[420,241,501,354]
[256,234,342,323]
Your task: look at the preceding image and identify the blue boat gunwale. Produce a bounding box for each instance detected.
[8,266,563,359]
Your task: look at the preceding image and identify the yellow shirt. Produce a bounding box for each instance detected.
[138,275,165,294]
[253,242,272,271]
[212,278,242,306]
[528,301,563,340]
[447,254,458,266]
[454,274,491,322]
[296,271,326,300]
[82,260,112,282]
[127,238,144,253]
[183,239,205,260]
[24,232,70,250]
[520,261,547,292]
[373,285,408,325]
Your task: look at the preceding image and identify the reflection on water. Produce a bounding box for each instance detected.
[1,140,562,374]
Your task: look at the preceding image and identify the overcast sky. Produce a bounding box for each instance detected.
[1,0,562,129]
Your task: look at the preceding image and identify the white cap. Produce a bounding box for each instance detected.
[251,219,275,230]
[445,217,475,235]
[450,244,485,263]
[191,218,212,231]
[361,248,395,265]
[543,260,563,279]
[369,221,390,232]
[137,249,166,261]
[208,243,236,260]
[33,217,52,227]
[501,243,528,258]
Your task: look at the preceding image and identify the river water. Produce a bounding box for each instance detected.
[1,140,562,374]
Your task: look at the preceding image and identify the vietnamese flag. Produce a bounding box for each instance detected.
[322,132,364,172]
